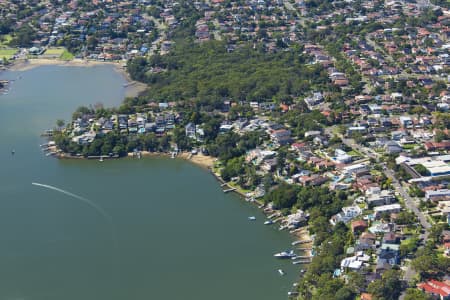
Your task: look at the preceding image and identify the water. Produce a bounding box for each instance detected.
[0,65,297,300]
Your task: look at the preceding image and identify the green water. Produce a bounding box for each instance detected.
[0,65,298,300]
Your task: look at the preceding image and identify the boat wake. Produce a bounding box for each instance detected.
[32,182,112,221]
[31,182,118,252]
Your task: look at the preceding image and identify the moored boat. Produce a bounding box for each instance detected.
[274,250,295,259]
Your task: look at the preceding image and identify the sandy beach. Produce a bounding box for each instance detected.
[178,152,216,168]
[127,151,216,169]
[7,58,148,98]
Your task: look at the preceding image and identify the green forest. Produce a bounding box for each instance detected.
[127,40,333,105]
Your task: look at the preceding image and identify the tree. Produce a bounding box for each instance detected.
[434,130,449,142]
[411,254,435,278]
[403,288,432,300]
[367,269,402,300]
[56,119,65,129]
[395,211,417,225]
[414,164,429,176]
[264,182,299,209]
[400,237,419,257]
[346,272,366,293]
[9,25,36,47]
[334,287,355,300]
[411,106,427,120]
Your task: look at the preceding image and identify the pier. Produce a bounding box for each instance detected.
[223,187,237,193]
[292,259,311,264]
[40,129,54,137]
[291,239,312,245]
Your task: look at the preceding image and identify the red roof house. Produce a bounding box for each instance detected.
[417,280,450,300]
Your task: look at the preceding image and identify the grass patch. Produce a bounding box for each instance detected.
[0,48,18,60]
[402,143,418,150]
[348,150,362,157]
[0,35,12,47]
[60,50,74,60]
[45,47,65,56]
[228,181,253,194]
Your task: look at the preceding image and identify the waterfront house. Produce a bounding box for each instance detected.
[71,131,96,145]
[340,251,370,272]
[261,158,278,172]
[330,206,362,225]
[185,122,196,139]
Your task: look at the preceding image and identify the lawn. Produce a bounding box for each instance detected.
[402,143,418,150]
[60,49,74,60]
[0,34,12,47]
[45,47,65,56]
[0,48,18,60]
[348,150,362,157]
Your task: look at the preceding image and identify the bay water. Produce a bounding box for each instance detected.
[0,65,297,300]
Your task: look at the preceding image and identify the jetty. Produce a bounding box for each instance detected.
[292,259,311,264]
[291,239,312,245]
[86,155,119,160]
[40,129,54,137]
[293,255,312,259]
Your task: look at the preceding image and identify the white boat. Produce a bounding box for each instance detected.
[264,220,273,225]
[278,269,285,276]
[99,156,104,162]
[274,250,296,259]
[248,216,256,221]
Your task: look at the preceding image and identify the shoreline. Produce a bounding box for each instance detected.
[127,150,217,169]
[55,149,216,169]
[4,58,148,98]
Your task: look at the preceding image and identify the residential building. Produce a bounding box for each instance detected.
[417,280,450,300]
[366,190,396,207]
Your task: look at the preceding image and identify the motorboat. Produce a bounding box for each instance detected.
[248,216,256,221]
[278,269,285,276]
[274,250,295,258]
[264,220,273,225]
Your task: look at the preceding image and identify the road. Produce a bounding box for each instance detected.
[324,126,432,287]
[383,167,431,283]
